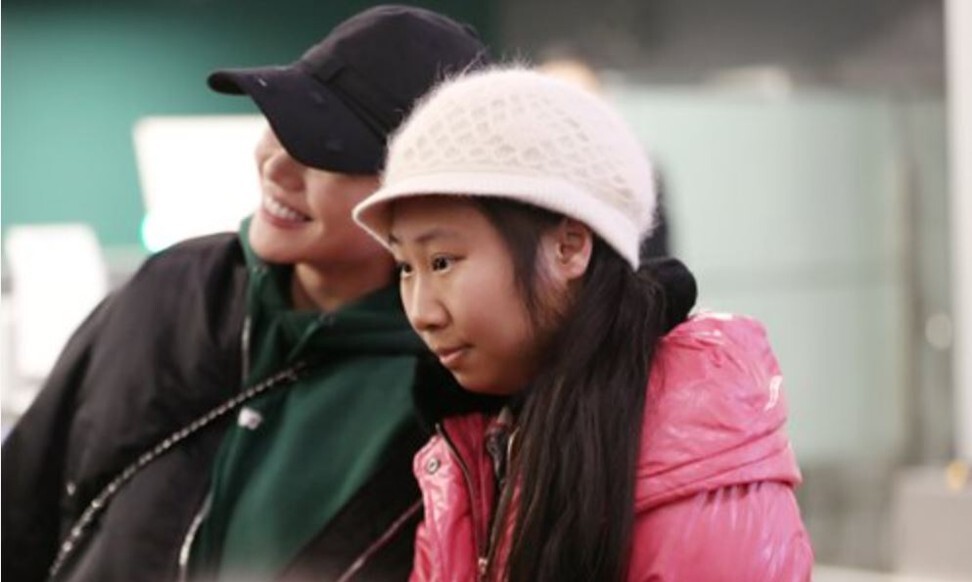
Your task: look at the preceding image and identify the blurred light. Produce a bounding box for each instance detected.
[925,312,953,350]
[707,65,794,99]
[133,115,265,252]
[945,460,969,492]
[140,213,169,254]
[539,58,604,94]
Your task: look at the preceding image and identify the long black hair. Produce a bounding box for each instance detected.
[475,197,669,582]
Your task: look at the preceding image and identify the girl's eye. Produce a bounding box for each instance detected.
[396,262,413,276]
[431,256,454,272]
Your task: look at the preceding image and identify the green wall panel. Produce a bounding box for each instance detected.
[1,0,495,247]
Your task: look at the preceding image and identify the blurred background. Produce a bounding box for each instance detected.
[2,0,970,579]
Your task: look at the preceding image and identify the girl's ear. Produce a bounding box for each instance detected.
[542,218,594,283]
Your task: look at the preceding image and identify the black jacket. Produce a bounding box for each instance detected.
[2,233,429,582]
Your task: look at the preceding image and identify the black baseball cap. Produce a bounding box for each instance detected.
[207,5,490,174]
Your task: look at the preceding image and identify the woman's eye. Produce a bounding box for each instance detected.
[431,256,453,272]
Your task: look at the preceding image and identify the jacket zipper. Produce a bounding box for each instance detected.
[50,361,305,580]
[333,499,423,582]
[176,315,253,580]
[176,494,211,582]
[240,315,252,384]
[436,423,490,580]
[482,428,515,578]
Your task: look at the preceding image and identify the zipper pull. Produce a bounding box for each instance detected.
[478,556,489,579]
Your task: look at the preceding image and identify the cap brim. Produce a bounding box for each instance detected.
[207,65,384,174]
[354,171,643,269]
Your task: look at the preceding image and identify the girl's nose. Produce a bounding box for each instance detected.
[407,280,448,332]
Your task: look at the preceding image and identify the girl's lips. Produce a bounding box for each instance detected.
[435,346,468,368]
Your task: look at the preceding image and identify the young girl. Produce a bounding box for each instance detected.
[354,68,813,581]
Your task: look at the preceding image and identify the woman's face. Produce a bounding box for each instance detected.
[389,196,551,395]
[249,127,391,271]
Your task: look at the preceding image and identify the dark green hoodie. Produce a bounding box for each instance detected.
[193,222,426,580]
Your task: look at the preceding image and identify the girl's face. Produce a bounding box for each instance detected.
[389,197,550,395]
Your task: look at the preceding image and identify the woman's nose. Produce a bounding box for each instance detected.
[261,148,305,192]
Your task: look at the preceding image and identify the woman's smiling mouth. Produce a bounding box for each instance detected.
[262,194,311,224]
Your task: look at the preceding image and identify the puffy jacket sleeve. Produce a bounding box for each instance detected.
[628,313,813,580]
[628,481,813,581]
[1,293,114,582]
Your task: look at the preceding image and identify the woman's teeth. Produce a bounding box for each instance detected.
[263,195,309,222]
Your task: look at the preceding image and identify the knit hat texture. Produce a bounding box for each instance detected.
[354,67,657,268]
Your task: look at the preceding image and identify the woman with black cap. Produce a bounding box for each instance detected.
[3,6,494,582]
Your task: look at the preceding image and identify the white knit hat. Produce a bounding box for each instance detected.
[354,66,657,269]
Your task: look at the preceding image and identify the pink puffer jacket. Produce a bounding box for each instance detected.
[410,313,814,581]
